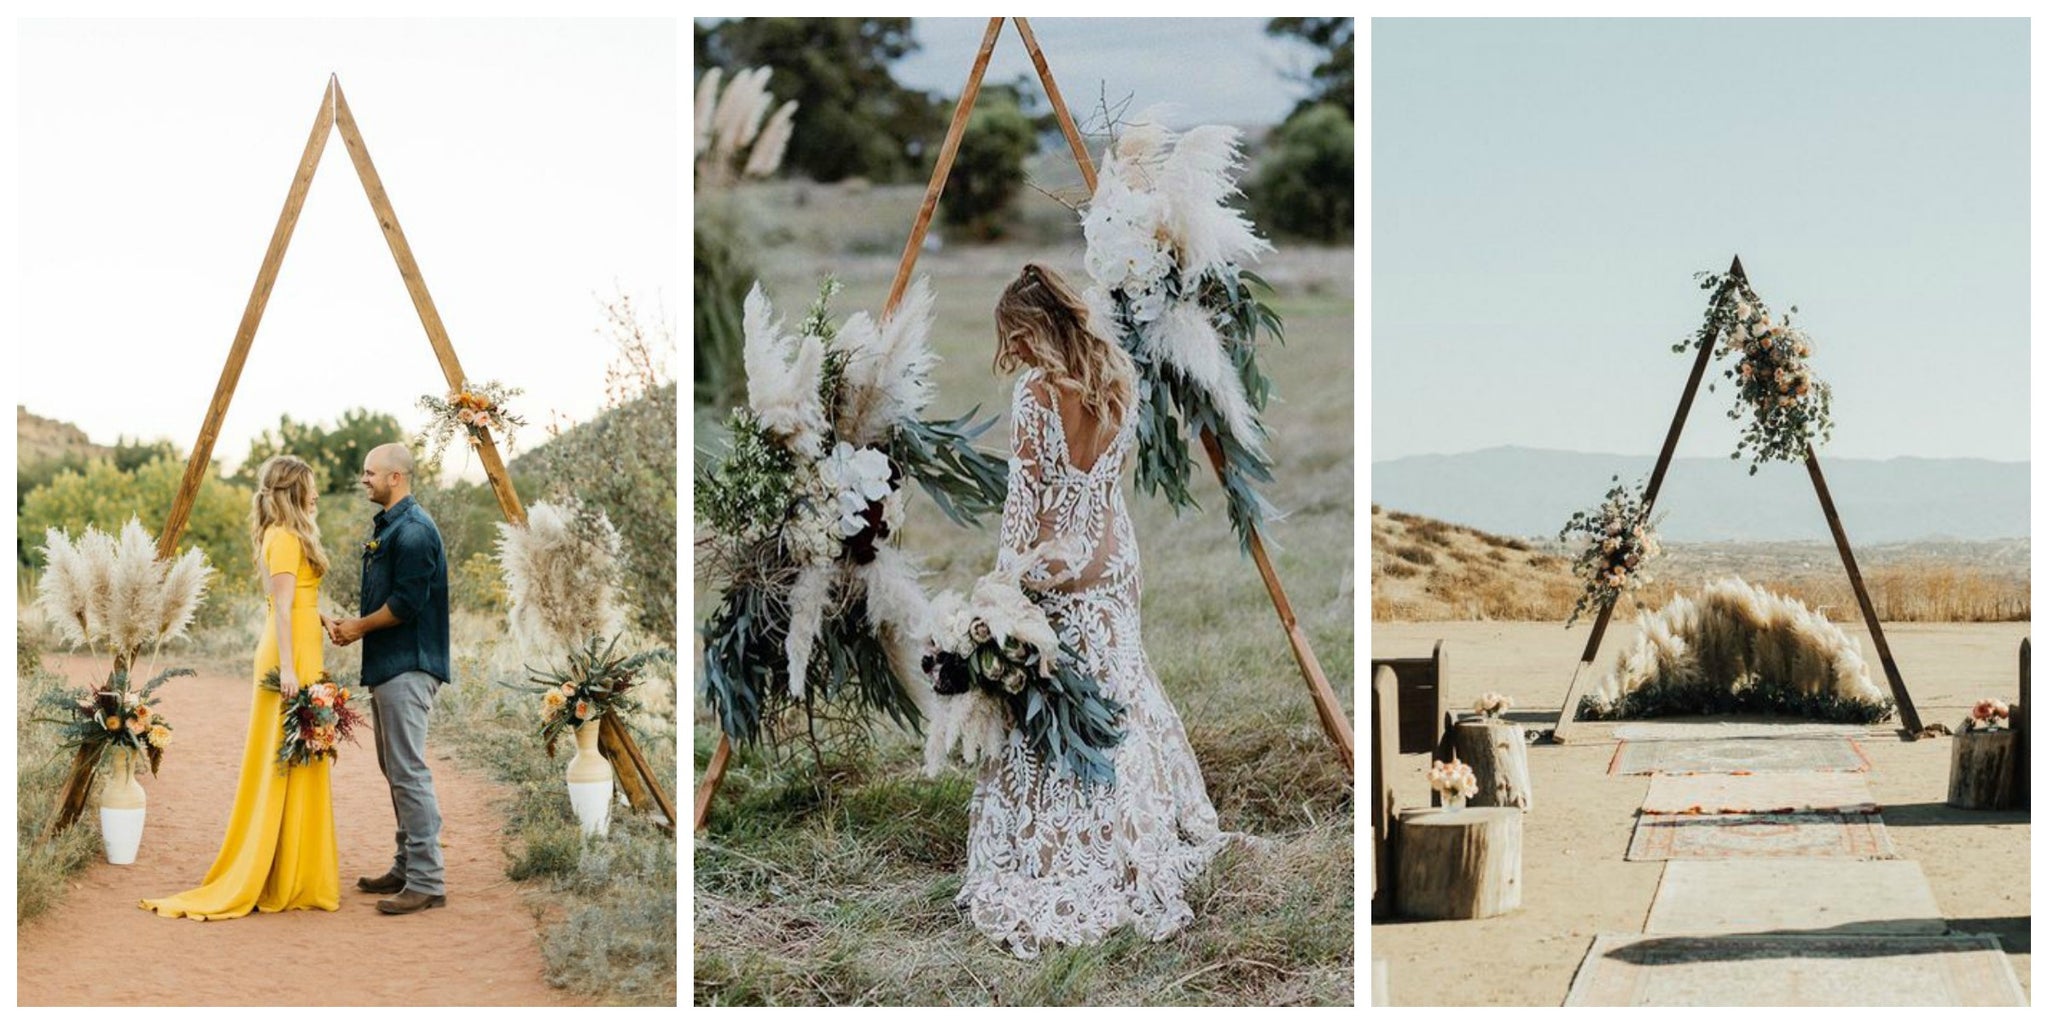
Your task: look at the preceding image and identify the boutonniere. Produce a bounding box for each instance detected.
[363,538,381,555]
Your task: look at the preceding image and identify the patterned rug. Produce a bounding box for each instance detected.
[1639,772,1878,814]
[1627,812,1898,861]
[1612,722,1876,741]
[1564,933,2028,1006]
[1609,737,1871,776]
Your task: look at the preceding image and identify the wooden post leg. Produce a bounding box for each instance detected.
[1804,450,1922,736]
[599,713,676,831]
[694,734,733,832]
[158,80,337,559]
[883,18,1003,316]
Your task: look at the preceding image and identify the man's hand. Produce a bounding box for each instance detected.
[321,614,339,645]
[331,617,362,647]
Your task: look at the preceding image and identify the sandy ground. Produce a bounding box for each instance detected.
[19,655,581,1007]
[1369,621,2032,1007]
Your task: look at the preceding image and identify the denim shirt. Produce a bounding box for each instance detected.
[359,495,451,687]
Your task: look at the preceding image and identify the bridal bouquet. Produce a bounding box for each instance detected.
[697,277,1008,749]
[920,565,1126,789]
[1558,475,1663,626]
[1081,115,1285,551]
[260,669,369,770]
[39,667,188,777]
[1674,269,1834,473]
[417,379,527,459]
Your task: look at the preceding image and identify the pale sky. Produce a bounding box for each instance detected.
[1373,18,2029,463]
[17,18,676,477]
[891,18,1320,130]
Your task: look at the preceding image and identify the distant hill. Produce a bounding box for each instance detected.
[1371,446,2028,544]
[17,406,109,467]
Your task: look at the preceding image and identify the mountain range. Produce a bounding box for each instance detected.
[1371,446,2029,543]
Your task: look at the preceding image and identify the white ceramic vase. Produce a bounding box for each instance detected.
[566,720,613,836]
[100,745,147,865]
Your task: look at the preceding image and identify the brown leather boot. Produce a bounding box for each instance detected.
[356,871,405,894]
[376,889,447,915]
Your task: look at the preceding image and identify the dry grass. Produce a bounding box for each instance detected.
[1371,507,2030,624]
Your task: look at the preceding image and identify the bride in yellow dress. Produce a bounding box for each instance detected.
[141,454,340,919]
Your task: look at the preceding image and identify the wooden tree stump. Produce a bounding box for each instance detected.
[1948,728,2017,810]
[1453,718,1533,811]
[1394,805,1522,920]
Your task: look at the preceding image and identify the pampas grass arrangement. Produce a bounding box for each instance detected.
[35,518,214,666]
[495,499,625,654]
[696,65,797,186]
[1581,577,1895,724]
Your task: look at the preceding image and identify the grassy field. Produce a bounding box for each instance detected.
[693,180,1355,1005]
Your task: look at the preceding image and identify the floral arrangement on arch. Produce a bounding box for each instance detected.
[1558,476,1663,627]
[259,669,368,770]
[496,499,672,756]
[696,277,1008,751]
[417,380,527,460]
[1673,269,1834,473]
[33,519,213,785]
[1081,113,1285,552]
[920,551,1127,788]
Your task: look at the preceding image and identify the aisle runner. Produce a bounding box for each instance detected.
[1567,732,2027,1006]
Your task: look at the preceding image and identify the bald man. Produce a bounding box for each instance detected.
[330,442,450,915]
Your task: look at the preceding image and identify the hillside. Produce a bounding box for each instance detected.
[17,406,109,467]
[1372,506,2030,623]
[1372,446,2029,543]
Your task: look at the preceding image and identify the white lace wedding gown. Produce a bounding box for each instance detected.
[956,367,1240,959]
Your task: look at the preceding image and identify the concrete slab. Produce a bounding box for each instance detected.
[1563,932,2027,1006]
[1645,860,1944,935]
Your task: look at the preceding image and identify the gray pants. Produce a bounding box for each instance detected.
[371,670,445,895]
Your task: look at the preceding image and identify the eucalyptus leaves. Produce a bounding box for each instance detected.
[1674,269,1835,473]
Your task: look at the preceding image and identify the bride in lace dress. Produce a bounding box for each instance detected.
[956,262,1247,959]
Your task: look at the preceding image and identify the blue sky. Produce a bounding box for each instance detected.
[1372,18,2028,463]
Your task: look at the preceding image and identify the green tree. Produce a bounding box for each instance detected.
[1267,17,1354,120]
[20,456,252,593]
[939,94,1038,240]
[236,408,405,494]
[1248,103,1353,243]
[696,18,945,183]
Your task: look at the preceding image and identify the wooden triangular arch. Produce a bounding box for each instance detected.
[1549,255,1923,742]
[139,75,676,830]
[693,17,1355,831]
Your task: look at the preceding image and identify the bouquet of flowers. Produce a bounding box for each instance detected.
[1473,692,1513,719]
[259,669,368,770]
[1674,269,1834,473]
[417,379,527,459]
[920,563,1126,788]
[1965,698,2012,732]
[1558,476,1663,626]
[1428,757,1478,802]
[38,667,189,777]
[1080,115,1285,552]
[698,277,1009,751]
[508,633,669,756]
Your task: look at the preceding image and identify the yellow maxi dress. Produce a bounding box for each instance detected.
[140,527,340,919]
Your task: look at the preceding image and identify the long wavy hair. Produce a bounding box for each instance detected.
[993,262,1137,429]
[248,455,330,581]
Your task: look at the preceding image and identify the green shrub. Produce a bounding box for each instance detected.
[695,201,756,412]
[939,98,1037,241]
[20,455,252,608]
[1248,103,1353,243]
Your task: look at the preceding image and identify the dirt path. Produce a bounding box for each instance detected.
[19,655,581,1007]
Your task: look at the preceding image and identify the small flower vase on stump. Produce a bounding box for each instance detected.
[1441,791,1467,810]
[565,720,613,836]
[100,745,147,865]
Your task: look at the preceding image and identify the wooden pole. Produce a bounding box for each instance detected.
[884,17,1004,315]
[1034,23,1353,768]
[1552,256,1739,743]
[1805,449,1922,735]
[157,80,336,560]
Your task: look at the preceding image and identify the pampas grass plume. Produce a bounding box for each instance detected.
[496,500,625,655]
